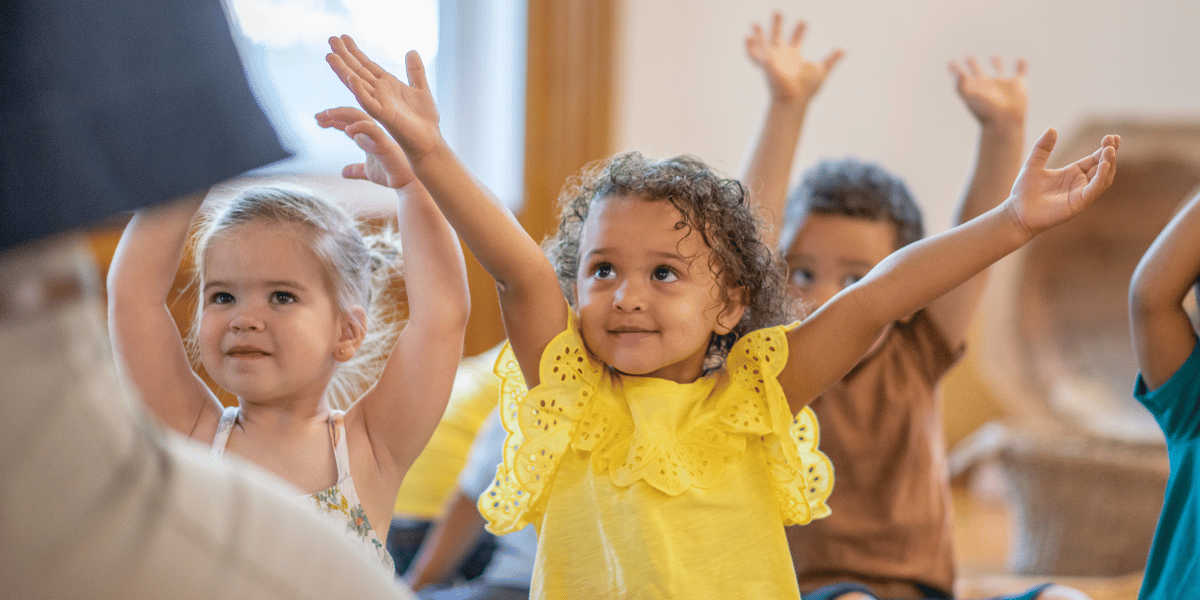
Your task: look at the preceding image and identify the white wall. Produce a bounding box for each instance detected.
[613,0,1200,233]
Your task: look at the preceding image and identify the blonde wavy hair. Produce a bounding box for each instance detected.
[187,184,405,409]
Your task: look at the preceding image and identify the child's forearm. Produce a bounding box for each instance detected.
[858,201,1030,328]
[741,98,810,248]
[394,180,470,330]
[405,492,488,590]
[782,200,1032,413]
[956,122,1025,225]
[106,191,215,436]
[107,192,205,309]
[923,119,1026,343]
[409,141,553,293]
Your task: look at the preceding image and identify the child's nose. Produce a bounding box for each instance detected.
[228,309,265,332]
[613,279,646,312]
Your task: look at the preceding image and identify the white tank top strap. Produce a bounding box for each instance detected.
[327,409,350,480]
[210,405,240,459]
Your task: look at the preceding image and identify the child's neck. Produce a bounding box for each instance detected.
[236,393,333,431]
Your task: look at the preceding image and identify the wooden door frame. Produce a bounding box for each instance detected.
[463,0,616,356]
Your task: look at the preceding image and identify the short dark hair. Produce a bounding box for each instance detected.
[781,157,924,252]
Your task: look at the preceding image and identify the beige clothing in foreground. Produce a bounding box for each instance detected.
[0,239,414,600]
[789,310,963,599]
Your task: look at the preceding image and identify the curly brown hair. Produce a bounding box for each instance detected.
[543,152,793,345]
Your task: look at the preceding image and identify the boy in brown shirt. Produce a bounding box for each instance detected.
[741,12,1088,600]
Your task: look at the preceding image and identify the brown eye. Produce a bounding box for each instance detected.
[652,266,677,282]
[271,291,297,304]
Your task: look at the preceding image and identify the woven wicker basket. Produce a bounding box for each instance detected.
[995,427,1168,576]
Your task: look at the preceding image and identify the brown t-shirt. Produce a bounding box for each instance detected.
[789,310,964,599]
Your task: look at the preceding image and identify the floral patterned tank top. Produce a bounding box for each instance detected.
[210,407,394,570]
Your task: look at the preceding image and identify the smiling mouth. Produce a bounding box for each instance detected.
[608,327,657,335]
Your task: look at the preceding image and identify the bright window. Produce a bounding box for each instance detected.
[224,0,440,173]
[224,0,526,209]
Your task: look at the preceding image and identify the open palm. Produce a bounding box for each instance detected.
[950,56,1028,127]
[1009,129,1119,235]
[745,12,844,104]
[326,35,442,162]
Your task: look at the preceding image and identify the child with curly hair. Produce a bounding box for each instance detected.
[327,34,1118,599]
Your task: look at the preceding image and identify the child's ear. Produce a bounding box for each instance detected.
[715,287,747,336]
[335,305,368,363]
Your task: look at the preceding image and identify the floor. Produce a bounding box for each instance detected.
[951,479,1144,600]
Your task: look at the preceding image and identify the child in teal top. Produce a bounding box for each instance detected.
[1129,189,1200,599]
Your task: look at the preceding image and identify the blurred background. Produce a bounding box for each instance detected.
[84,2,1200,595]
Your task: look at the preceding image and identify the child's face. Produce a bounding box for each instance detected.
[198,222,349,404]
[784,213,898,313]
[574,194,744,384]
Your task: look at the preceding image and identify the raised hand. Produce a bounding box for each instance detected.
[326,35,441,161]
[316,106,417,189]
[745,11,845,105]
[949,56,1028,127]
[1008,129,1119,236]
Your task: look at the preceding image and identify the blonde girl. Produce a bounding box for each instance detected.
[108,106,469,569]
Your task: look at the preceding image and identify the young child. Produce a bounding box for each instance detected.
[107,105,470,570]
[1128,190,1200,600]
[327,34,1117,599]
[742,13,1088,600]
[744,14,1097,600]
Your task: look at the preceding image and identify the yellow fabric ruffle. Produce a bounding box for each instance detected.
[479,314,833,534]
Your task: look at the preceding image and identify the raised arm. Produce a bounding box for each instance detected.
[317,107,469,478]
[326,35,567,387]
[1130,191,1200,390]
[779,129,1119,414]
[741,12,844,248]
[405,491,488,590]
[108,192,224,437]
[925,56,1028,347]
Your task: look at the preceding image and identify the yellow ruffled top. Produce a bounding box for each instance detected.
[479,315,833,599]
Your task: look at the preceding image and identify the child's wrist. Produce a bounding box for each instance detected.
[404,135,450,171]
[977,119,1025,145]
[771,93,814,111]
[976,113,1026,132]
[999,198,1037,242]
[767,98,811,124]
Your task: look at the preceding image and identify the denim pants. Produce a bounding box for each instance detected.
[0,236,415,600]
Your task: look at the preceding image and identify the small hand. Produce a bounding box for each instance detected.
[1008,129,1119,236]
[745,11,845,105]
[326,35,442,161]
[949,56,1028,127]
[316,106,417,189]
